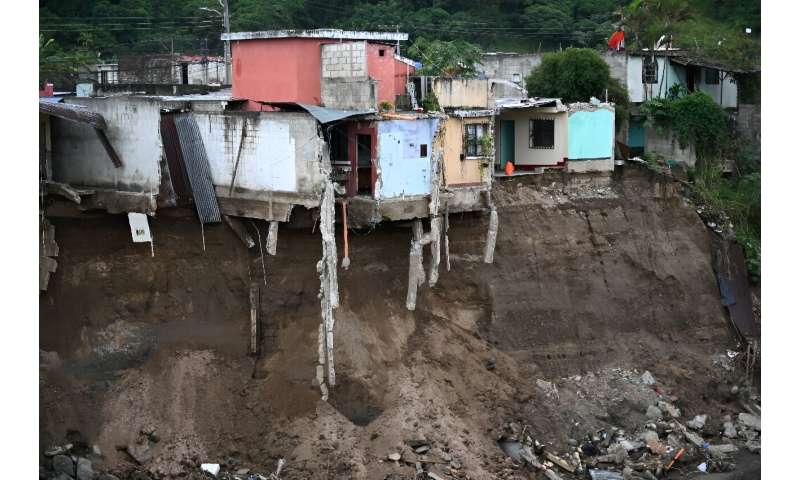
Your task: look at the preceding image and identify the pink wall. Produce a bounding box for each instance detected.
[231,37,414,108]
[366,43,397,106]
[393,58,416,100]
[231,38,325,104]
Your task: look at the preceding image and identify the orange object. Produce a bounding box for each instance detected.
[504,161,515,176]
[665,447,685,471]
[608,30,625,50]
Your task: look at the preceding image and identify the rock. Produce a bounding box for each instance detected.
[683,430,705,448]
[76,457,94,480]
[126,443,152,465]
[97,475,120,480]
[568,438,578,447]
[723,422,738,438]
[414,445,430,454]
[657,401,681,418]
[235,468,250,475]
[52,474,73,480]
[200,464,220,477]
[639,430,659,444]
[597,443,628,464]
[737,413,761,431]
[44,445,71,457]
[52,455,75,477]
[745,439,761,453]
[707,443,738,459]
[92,445,103,457]
[619,439,643,452]
[686,414,708,430]
[731,385,739,395]
[645,405,662,421]
[388,453,401,462]
[640,371,656,386]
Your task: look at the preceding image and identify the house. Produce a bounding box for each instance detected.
[494,98,569,172]
[220,29,414,110]
[566,102,616,172]
[83,54,228,87]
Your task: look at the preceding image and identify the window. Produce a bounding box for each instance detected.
[100,70,108,84]
[464,123,489,158]
[705,68,720,84]
[512,73,521,84]
[642,57,658,84]
[529,118,555,149]
[420,144,428,157]
[378,49,385,57]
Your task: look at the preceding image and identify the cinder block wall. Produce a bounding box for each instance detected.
[321,42,375,110]
[321,42,367,79]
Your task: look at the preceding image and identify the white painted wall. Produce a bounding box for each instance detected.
[627,55,737,108]
[193,111,327,197]
[53,97,163,193]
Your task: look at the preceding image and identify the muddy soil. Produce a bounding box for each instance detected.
[39,167,755,479]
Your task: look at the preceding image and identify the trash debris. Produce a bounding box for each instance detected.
[687,414,708,430]
[201,463,220,477]
[723,421,738,438]
[737,412,761,431]
[665,447,685,472]
[657,401,681,418]
[544,451,576,473]
[388,452,402,462]
[645,405,662,421]
[588,469,623,480]
[698,462,708,473]
[707,443,738,459]
[640,371,656,386]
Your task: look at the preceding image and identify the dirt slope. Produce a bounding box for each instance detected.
[39,167,747,479]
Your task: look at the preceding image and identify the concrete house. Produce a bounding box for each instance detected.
[220,29,415,111]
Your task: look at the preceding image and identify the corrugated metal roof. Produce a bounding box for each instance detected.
[174,113,222,224]
[494,97,562,110]
[293,103,374,124]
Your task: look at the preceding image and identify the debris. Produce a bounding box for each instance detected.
[388,453,402,462]
[201,463,221,477]
[44,444,72,457]
[52,455,75,477]
[415,445,430,454]
[536,379,559,399]
[266,221,279,256]
[222,215,256,248]
[645,438,667,455]
[657,401,681,418]
[707,443,738,459]
[76,457,94,480]
[127,212,155,257]
[588,469,623,480]
[640,371,656,386]
[619,439,643,452]
[665,447,685,472]
[483,207,499,264]
[544,451,576,473]
[125,442,152,465]
[341,200,350,269]
[745,439,761,453]
[645,405,662,421]
[596,443,627,464]
[687,414,708,430]
[723,421,738,438]
[698,462,708,473]
[269,458,285,480]
[683,430,705,448]
[737,413,761,431]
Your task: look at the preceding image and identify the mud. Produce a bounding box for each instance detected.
[39,166,754,479]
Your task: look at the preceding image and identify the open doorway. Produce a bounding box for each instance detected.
[356,134,372,195]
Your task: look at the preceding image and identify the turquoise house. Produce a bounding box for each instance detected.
[566,102,616,173]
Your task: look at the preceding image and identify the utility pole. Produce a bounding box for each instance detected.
[221,0,231,85]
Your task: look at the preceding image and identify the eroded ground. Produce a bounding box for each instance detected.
[39,167,759,479]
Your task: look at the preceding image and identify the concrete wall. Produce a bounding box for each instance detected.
[185,61,227,85]
[366,43,398,106]
[600,51,628,85]
[393,57,416,101]
[192,111,327,198]
[53,97,162,193]
[645,126,697,167]
[695,70,738,109]
[322,41,368,79]
[441,116,489,186]
[321,41,377,110]
[376,118,440,198]
[432,78,489,109]
[495,108,568,167]
[568,105,615,160]
[478,53,540,98]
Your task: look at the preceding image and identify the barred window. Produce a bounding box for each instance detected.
[529,118,555,149]
[642,57,658,84]
[464,123,489,158]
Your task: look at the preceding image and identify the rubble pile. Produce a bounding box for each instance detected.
[495,371,760,479]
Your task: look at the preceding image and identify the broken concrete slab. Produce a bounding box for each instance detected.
[723,421,737,438]
[640,371,656,385]
[686,414,708,430]
[707,443,738,459]
[737,412,761,431]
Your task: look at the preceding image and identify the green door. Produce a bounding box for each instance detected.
[500,120,515,169]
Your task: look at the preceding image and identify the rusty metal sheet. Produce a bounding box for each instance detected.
[174,113,221,224]
[160,113,193,205]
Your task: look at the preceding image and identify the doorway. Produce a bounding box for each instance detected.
[356,134,373,195]
[499,120,515,171]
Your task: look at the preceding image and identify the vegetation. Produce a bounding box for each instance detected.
[642,89,760,280]
[407,38,482,78]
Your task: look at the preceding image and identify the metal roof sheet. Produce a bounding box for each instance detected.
[223,29,408,42]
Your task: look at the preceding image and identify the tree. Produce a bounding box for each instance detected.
[407,38,482,78]
[525,48,627,104]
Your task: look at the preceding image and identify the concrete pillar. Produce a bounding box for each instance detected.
[483,207,499,264]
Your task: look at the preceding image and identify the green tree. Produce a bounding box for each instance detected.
[407,38,482,77]
[525,48,627,104]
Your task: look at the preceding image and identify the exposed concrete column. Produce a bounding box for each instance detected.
[317,181,339,398]
[406,218,425,310]
[444,206,451,272]
[428,215,442,287]
[483,207,499,264]
[266,220,279,256]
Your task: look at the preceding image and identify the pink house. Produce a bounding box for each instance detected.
[222,29,415,110]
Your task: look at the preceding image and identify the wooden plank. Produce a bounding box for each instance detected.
[45,181,82,204]
[39,101,108,129]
